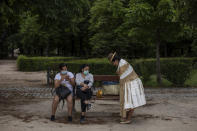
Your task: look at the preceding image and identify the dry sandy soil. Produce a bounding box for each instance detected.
[0,60,46,88]
[0,60,197,131]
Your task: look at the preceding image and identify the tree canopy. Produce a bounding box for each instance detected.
[0,0,197,58]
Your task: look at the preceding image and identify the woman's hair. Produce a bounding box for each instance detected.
[80,64,89,72]
[112,54,121,62]
[59,63,67,70]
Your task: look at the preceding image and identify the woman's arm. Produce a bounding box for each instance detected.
[54,75,65,88]
[88,74,94,88]
[54,80,61,88]
[69,77,75,86]
[75,73,84,86]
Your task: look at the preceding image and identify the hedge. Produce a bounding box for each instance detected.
[48,57,196,86]
[49,62,117,75]
[17,56,197,86]
[134,58,195,86]
[17,55,79,71]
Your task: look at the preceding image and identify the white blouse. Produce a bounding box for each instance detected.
[75,73,94,87]
[117,59,133,80]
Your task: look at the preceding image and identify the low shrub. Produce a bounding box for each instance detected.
[17,56,196,86]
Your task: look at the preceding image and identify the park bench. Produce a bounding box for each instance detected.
[47,68,120,109]
[47,68,120,98]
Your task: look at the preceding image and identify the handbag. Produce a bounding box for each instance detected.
[55,85,71,100]
[55,85,71,109]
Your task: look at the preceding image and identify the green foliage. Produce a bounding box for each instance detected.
[185,69,197,87]
[89,0,128,56]
[134,59,156,83]
[17,55,79,71]
[19,12,43,50]
[133,58,194,86]
[46,58,117,75]
[144,75,173,87]
[1,0,197,87]
[126,0,180,43]
[17,56,196,86]
[47,58,117,75]
[1,0,197,58]
[49,62,117,75]
[161,60,192,86]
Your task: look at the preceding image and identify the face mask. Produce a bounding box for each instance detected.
[83,70,89,76]
[61,70,68,75]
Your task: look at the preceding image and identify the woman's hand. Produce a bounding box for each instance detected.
[61,75,69,81]
[81,84,89,91]
[64,75,70,81]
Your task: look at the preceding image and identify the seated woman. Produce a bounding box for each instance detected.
[75,64,94,123]
[51,63,75,122]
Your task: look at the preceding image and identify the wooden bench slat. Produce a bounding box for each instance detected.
[93,75,119,82]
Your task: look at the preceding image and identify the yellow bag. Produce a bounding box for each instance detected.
[96,90,103,98]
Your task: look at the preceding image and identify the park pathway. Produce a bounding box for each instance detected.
[0,60,197,131]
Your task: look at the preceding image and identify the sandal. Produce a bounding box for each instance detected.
[120,120,131,124]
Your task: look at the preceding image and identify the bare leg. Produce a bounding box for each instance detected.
[66,94,73,116]
[52,95,59,116]
[127,109,134,120]
[81,112,85,116]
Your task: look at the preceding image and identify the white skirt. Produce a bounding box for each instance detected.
[124,78,146,109]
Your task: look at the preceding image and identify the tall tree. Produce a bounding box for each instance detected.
[124,0,181,84]
[89,0,128,56]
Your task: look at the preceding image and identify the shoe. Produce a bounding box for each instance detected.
[80,116,85,123]
[68,116,72,122]
[87,104,91,110]
[50,115,55,121]
[120,120,131,124]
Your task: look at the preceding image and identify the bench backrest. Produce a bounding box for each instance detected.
[93,75,119,82]
[47,67,119,85]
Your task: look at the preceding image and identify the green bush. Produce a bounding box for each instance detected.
[161,61,192,86]
[17,55,79,71]
[160,58,193,86]
[17,56,197,86]
[185,69,197,87]
[133,59,156,83]
[48,59,117,75]
[132,58,195,86]
[144,75,173,87]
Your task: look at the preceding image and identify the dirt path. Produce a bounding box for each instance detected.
[0,60,197,131]
[0,60,46,88]
[0,97,197,131]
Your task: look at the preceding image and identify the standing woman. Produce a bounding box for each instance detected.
[75,64,94,123]
[108,52,146,124]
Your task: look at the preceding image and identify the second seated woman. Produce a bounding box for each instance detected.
[75,64,94,123]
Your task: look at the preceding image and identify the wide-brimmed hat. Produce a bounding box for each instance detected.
[108,52,116,62]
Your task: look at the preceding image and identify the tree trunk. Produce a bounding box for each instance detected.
[57,47,60,56]
[45,44,49,56]
[164,44,168,57]
[11,47,14,58]
[181,48,184,55]
[79,36,83,56]
[40,48,43,56]
[156,31,162,85]
[0,31,8,58]
[71,35,75,56]
[19,47,24,54]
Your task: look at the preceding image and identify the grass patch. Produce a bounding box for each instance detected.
[144,75,173,87]
[185,69,197,87]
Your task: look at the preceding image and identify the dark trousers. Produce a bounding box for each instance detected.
[76,87,92,112]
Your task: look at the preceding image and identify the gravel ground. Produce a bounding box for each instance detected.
[0,60,197,131]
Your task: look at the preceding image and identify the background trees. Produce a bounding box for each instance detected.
[0,0,196,59]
